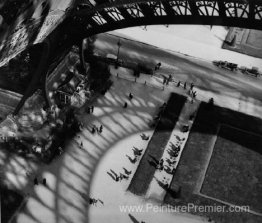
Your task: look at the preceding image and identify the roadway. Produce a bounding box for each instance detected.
[93,32,262,111]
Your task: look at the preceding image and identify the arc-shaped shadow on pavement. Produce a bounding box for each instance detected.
[6,77,169,223]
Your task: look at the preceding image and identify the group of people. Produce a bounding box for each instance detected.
[132,146,143,156]
[89,197,104,206]
[140,133,149,141]
[162,73,196,93]
[163,74,172,85]
[34,177,47,186]
[86,105,94,114]
[166,136,186,169]
[177,81,195,90]
[155,62,162,71]
[149,133,186,176]
[107,146,143,182]
[123,92,134,108]
[91,124,103,134]
[148,156,164,171]
[189,89,197,98]
[167,144,181,159]
[188,83,197,103]
[126,146,144,164]
[107,168,132,182]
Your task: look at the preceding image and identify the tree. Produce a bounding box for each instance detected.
[89,60,111,92]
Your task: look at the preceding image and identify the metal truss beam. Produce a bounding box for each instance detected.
[70,0,262,38]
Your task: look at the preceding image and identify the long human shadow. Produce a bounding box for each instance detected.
[5,65,262,223]
[128,213,140,223]
[165,102,262,223]
[5,28,262,223]
[17,93,260,222]
[50,106,159,222]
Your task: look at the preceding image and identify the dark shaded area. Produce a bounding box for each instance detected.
[0,49,33,94]
[165,101,262,223]
[43,108,81,163]
[201,125,262,213]
[26,1,50,44]
[13,43,50,115]
[0,0,31,25]
[195,102,262,153]
[1,186,24,223]
[88,59,113,93]
[0,138,38,161]
[69,5,262,48]
[31,107,81,164]
[128,92,186,196]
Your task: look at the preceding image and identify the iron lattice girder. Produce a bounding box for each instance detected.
[71,0,262,33]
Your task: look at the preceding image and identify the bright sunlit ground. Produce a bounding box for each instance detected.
[112,25,262,70]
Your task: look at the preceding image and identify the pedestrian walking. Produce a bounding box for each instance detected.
[163,77,166,85]
[184,82,187,89]
[157,158,164,171]
[133,147,143,156]
[42,178,46,186]
[129,93,133,100]
[115,175,120,182]
[99,125,103,133]
[177,81,180,87]
[79,122,83,130]
[140,133,149,140]
[110,169,121,182]
[123,102,128,108]
[34,177,38,185]
[123,167,132,175]
[91,106,94,113]
[126,155,137,164]
[95,125,99,133]
[120,173,129,180]
[91,126,96,134]
[159,158,164,167]
[190,83,194,90]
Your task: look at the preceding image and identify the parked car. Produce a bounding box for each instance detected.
[239,66,260,77]
[106,54,123,66]
[213,60,238,71]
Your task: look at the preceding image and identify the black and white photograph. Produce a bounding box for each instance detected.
[0,0,262,223]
